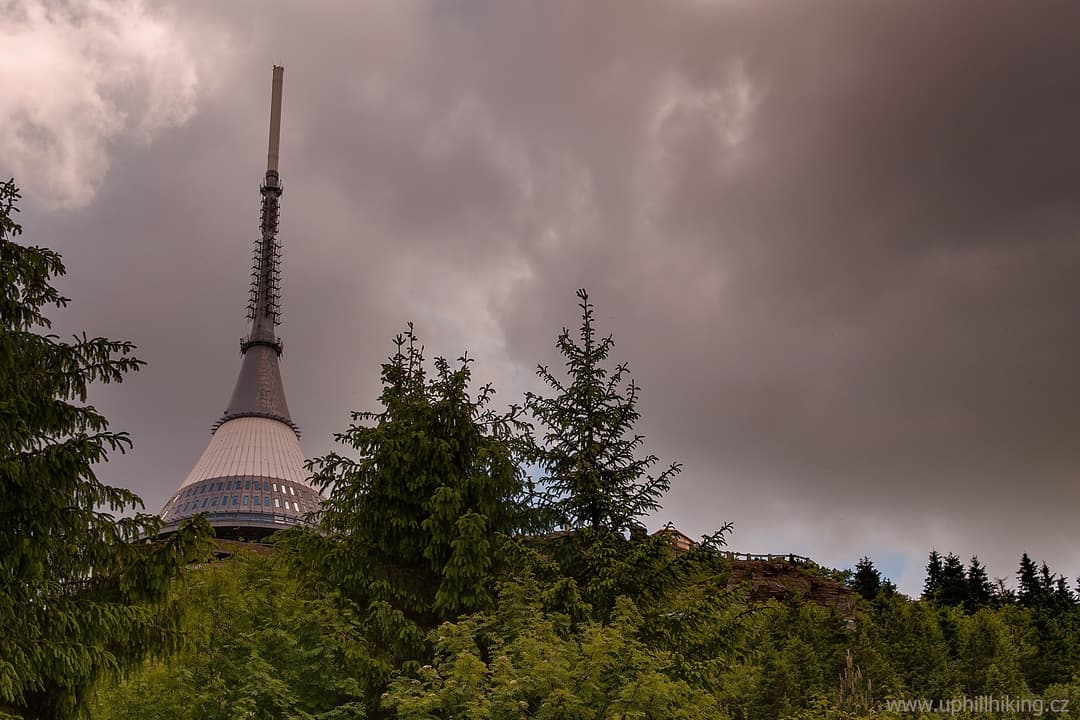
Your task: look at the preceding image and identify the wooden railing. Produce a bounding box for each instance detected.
[719,551,814,565]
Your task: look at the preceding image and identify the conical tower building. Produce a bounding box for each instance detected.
[159,66,323,540]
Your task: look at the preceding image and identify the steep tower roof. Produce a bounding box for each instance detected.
[158,66,323,540]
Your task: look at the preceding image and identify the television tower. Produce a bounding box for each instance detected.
[158,66,323,539]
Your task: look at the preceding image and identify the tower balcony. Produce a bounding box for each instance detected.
[240,335,283,354]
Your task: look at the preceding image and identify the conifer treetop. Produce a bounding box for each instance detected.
[528,289,681,534]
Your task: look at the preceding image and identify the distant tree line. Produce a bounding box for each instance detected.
[851,550,1079,613]
[849,550,1080,700]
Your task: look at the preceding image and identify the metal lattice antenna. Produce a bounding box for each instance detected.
[220,65,297,434]
[244,65,285,352]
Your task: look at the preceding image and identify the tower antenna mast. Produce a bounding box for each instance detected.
[246,65,285,344]
[266,65,284,178]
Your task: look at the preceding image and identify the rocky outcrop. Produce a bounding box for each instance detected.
[726,558,857,616]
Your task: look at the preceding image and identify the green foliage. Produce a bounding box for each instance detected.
[756,602,850,718]
[937,553,969,608]
[871,597,957,700]
[917,549,1080,693]
[527,289,680,535]
[0,179,212,720]
[1017,553,1041,608]
[530,524,724,622]
[383,583,728,719]
[524,289,730,628]
[89,551,365,720]
[921,550,1013,613]
[955,609,1027,697]
[924,550,943,601]
[634,545,745,690]
[852,557,883,602]
[283,326,536,705]
[965,557,994,612]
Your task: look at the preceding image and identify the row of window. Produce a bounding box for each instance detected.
[173,495,306,514]
[164,510,307,527]
[178,479,304,499]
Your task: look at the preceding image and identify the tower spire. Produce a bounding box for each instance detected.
[220,65,295,431]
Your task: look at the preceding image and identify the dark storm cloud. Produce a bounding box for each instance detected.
[7,0,1080,593]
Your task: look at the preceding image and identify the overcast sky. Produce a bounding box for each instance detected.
[5,0,1080,595]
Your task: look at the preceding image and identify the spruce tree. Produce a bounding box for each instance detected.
[1052,575,1074,609]
[526,289,680,534]
[937,553,968,607]
[522,290,720,623]
[0,179,211,719]
[1030,562,1075,612]
[1017,553,1041,608]
[851,556,883,601]
[1039,563,1056,599]
[924,550,944,601]
[965,556,994,611]
[994,577,1016,605]
[288,326,534,702]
